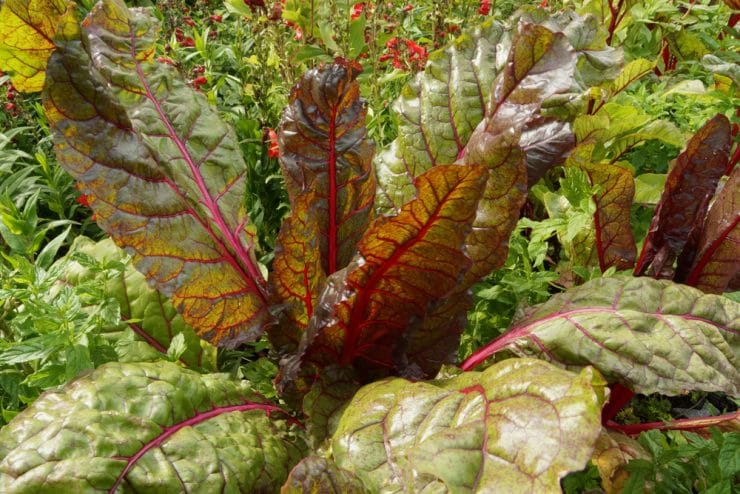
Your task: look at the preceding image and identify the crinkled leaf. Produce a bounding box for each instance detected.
[43,0,270,346]
[0,361,305,493]
[462,277,739,396]
[301,164,487,374]
[268,192,326,354]
[592,430,650,494]
[281,456,368,494]
[374,19,506,212]
[0,0,67,92]
[682,169,740,293]
[62,236,217,370]
[277,61,375,274]
[634,115,732,278]
[331,358,606,493]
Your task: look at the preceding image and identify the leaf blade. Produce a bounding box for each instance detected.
[462,277,740,396]
[331,359,606,493]
[43,0,270,346]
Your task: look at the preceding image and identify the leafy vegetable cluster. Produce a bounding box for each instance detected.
[0,0,737,492]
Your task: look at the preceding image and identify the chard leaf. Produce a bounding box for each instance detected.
[277,61,375,274]
[0,362,305,493]
[282,456,368,494]
[682,168,740,293]
[374,19,506,212]
[269,62,375,353]
[375,12,621,213]
[463,22,578,286]
[462,277,739,396]
[62,237,217,370]
[331,358,606,493]
[634,115,732,278]
[302,164,488,374]
[43,0,270,346]
[0,0,67,92]
[268,191,326,354]
[565,144,636,270]
[401,22,585,375]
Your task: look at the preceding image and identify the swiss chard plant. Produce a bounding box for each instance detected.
[0,0,738,492]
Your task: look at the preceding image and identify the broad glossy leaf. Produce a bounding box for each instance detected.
[374,19,506,212]
[592,430,650,494]
[281,456,367,494]
[0,362,305,493]
[634,115,732,278]
[331,358,606,493]
[0,0,67,92]
[682,169,740,293]
[62,236,217,370]
[268,192,326,354]
[43,0,270,346]
[461,277,739,396]
[278,61,375,274]
[303,165,487,373]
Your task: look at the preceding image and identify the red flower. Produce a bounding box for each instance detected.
[539,0,547,6]
[209,14,223,22]
[351,2,364,20]
[267,128,280,158]
[192,76,208,87]
[156,56,176,65]
[403,4,413,11]
[293,25,303,41]
[183,16,195,27]
[478,0,490,15]
[76,194,90,207]
[4,102,15,112]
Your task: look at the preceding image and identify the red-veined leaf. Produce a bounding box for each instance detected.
[682,168,739,293]
[278,61,375,275]
[303,164,488,374]
[634,115,732,278]
[268,191,325,353]
[461,277,739,396]
[565,143,637,270]
[43,0,270,346]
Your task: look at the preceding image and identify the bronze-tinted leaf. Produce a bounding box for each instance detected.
[268,192,326,353]
[683,168,740,293]
[43,0,270,346]
[304,165,488,374]
[278,62,376,275]
[634,115,732,278]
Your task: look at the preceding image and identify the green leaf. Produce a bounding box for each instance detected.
[0,362,305,493]
[718,433,740,478]
[634,173,667,205]
[43,0,270,347]
[462,277,739,396]
[331,359,606,493]
[281,456,368,494]
[62,237,217,371]
[374,19,505,212]
[0,0,68,92]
